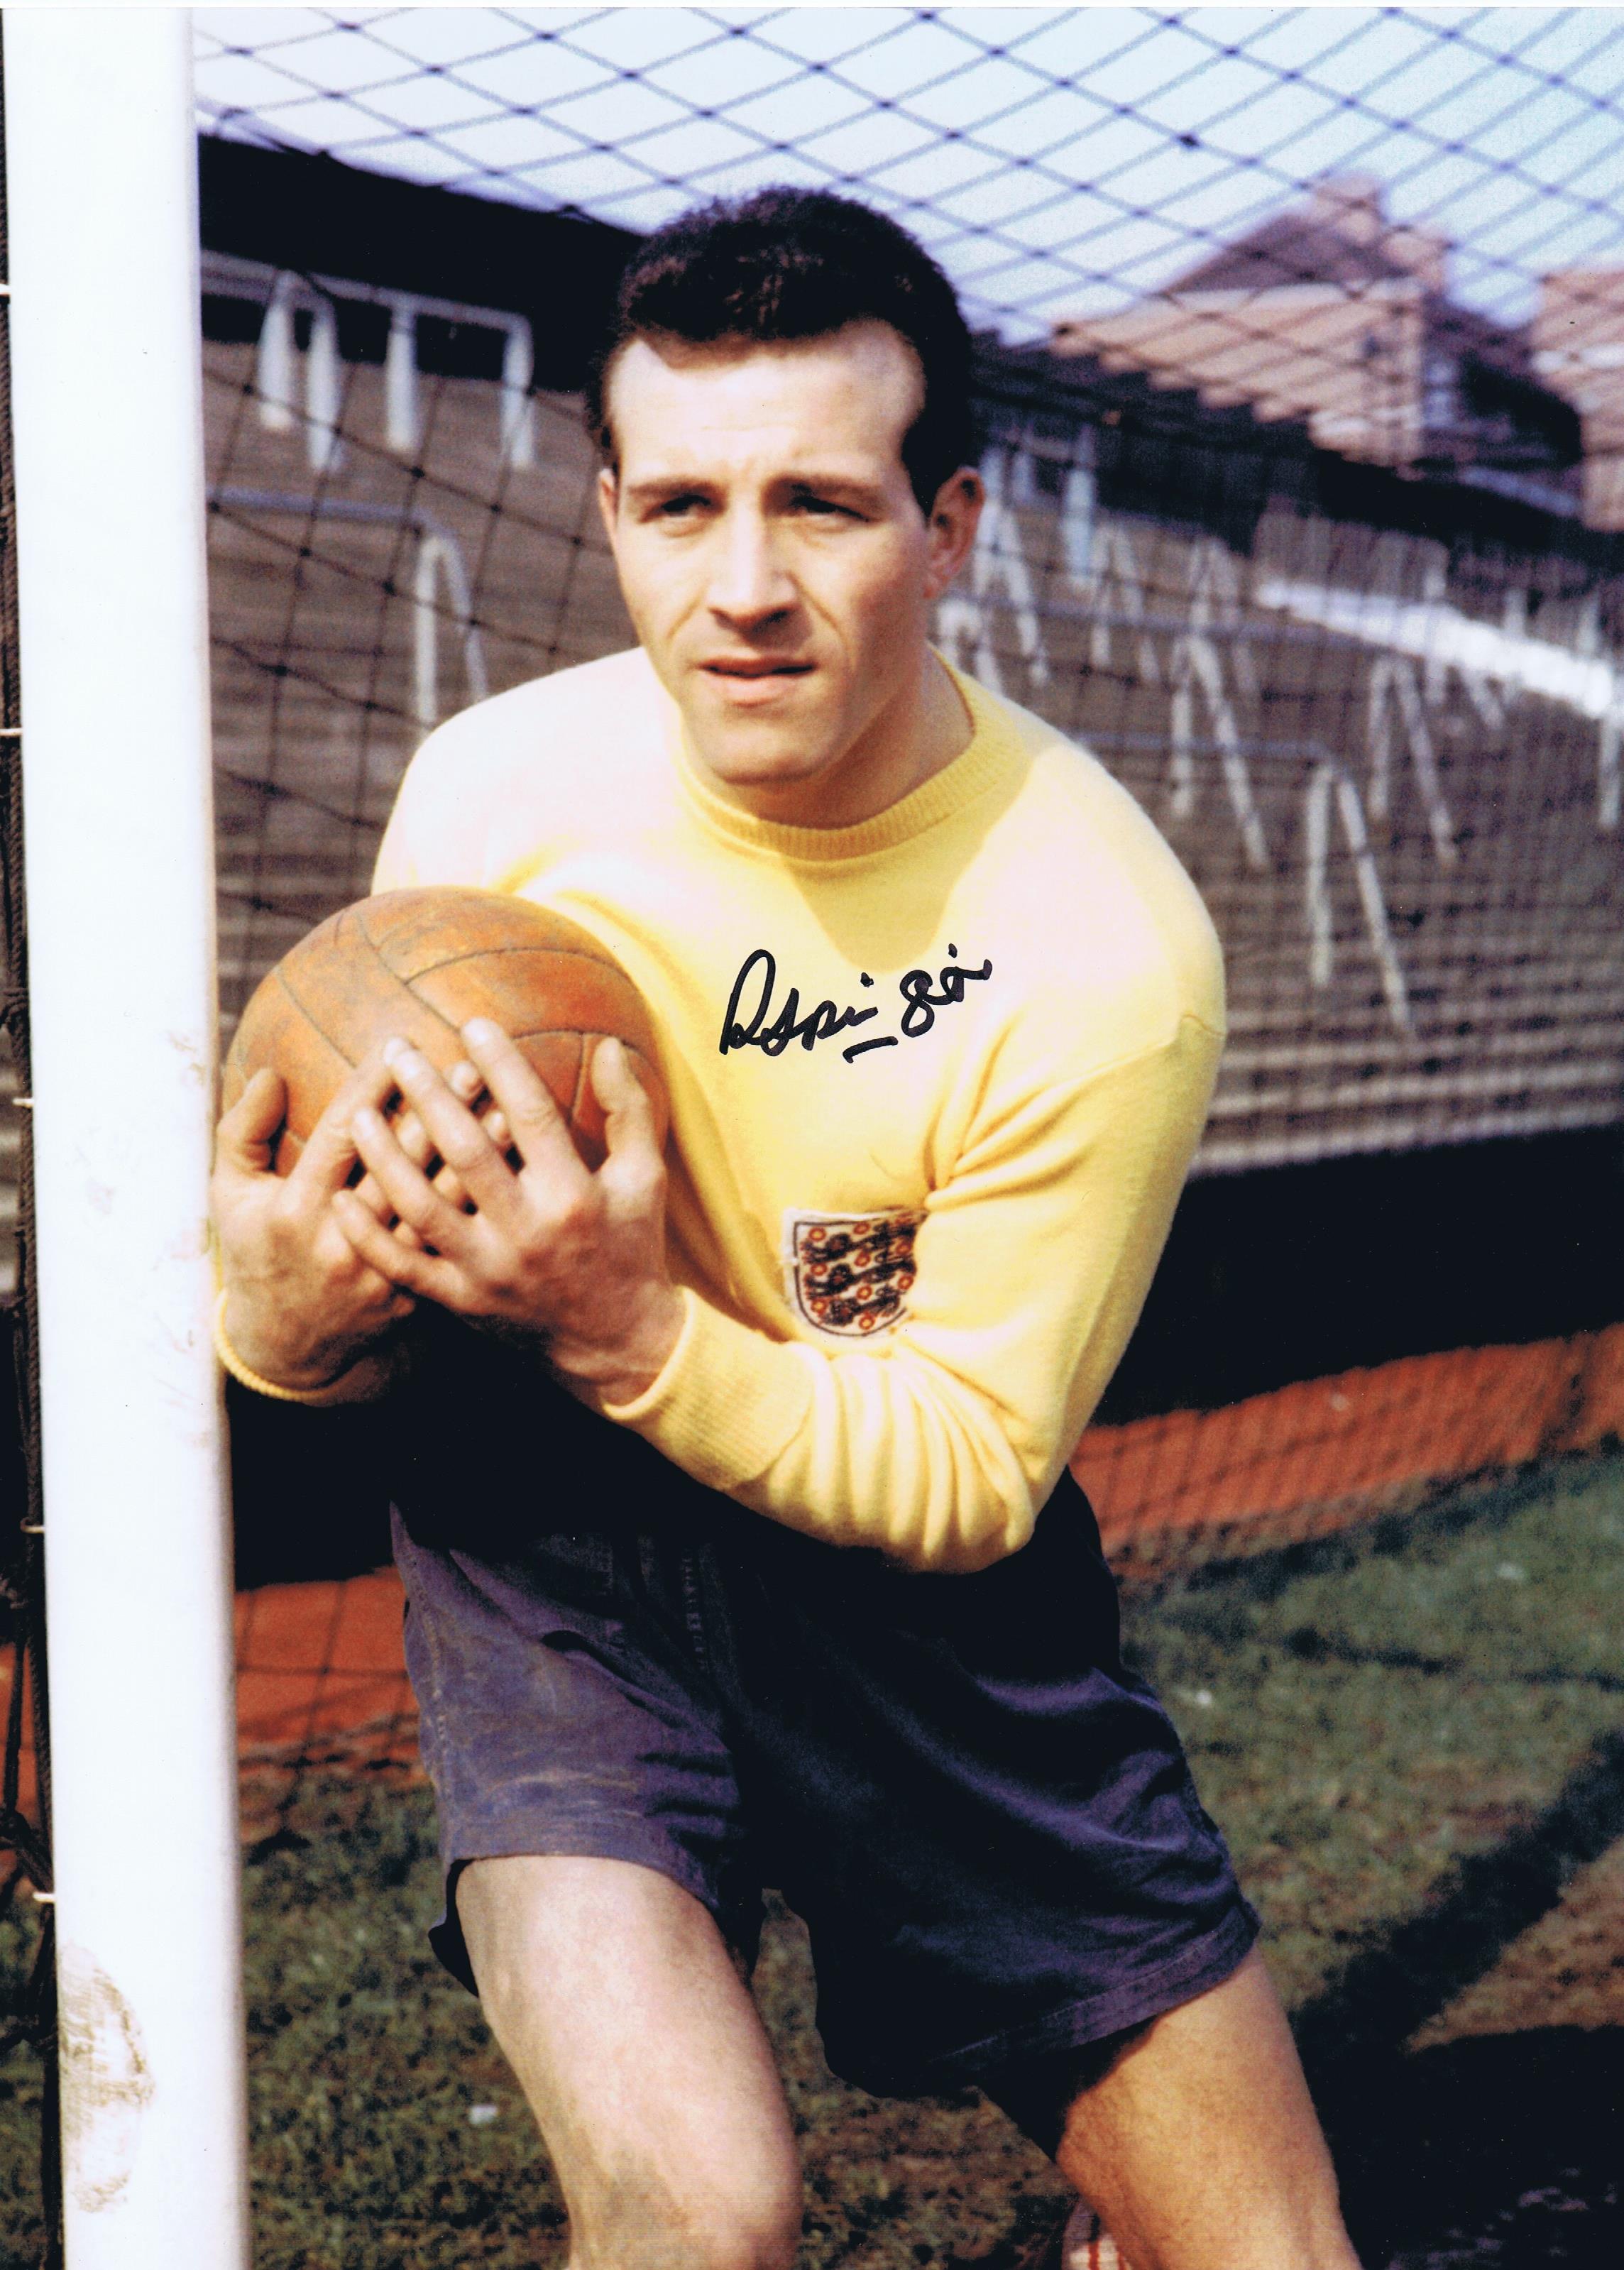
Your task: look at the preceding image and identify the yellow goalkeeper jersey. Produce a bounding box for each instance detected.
[374,649,1224,1573]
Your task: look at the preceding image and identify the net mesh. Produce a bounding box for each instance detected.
[192,7,1624,1168]
[182,9,1624,1821]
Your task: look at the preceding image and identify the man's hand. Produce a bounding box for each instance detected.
[332,1021,684,1406]
[212,1047,427,1391]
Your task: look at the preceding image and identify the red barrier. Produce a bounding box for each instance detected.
[4,1327,1620,1843]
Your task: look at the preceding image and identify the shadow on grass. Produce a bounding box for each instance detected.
[1288,1731,1624,2265]
[1277,1628,1624,1696]
[1295,1730,1624,2073]
[1324,2028,1623,2269]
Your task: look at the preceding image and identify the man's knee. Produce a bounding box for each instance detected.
[453,1856,802,2270]
[570,2152,802,2270]
[1051,1951,1358,2270]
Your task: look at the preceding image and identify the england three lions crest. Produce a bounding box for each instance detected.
[783,1208,923,1339]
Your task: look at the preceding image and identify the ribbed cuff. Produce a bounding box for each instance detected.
[213,1290,386,1408]
[600,1286,813,1492]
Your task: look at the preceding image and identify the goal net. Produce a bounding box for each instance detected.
[190,11,1624,1630]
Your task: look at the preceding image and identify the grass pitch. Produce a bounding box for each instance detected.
[0,1449,1620,2266]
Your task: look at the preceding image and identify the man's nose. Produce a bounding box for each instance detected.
[706,509,795,624]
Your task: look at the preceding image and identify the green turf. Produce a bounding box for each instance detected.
[1129,1452,1624,2016]
[0,1447,1618,2266]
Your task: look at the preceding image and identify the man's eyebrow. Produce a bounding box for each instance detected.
[618,468,892,509]
[620,473,715,505]
[782,471,887,498]
[786,467,890,490]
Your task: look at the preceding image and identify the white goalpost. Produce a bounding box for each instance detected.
[5,10,250,2262]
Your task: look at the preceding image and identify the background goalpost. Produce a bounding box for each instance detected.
[5,11,249,2261]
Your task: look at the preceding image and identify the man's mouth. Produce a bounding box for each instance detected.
[700,657,816,706]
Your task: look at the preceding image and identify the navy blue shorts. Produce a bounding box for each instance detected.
[389,1320,1257,2110]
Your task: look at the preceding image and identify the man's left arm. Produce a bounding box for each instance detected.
[611,1018,1220,1571]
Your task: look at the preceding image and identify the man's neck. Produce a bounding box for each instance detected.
[688,651,975,832]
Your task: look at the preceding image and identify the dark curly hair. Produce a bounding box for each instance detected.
[586,188,977,515]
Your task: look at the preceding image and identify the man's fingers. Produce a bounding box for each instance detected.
[214,1068,288,1178]
[220,1036,528,1226]
[375,1037,522,1211]
[459,1019,582,1181]
[331,1188,466,1307]
[593,1038,662,1170]
[372,1093,471,1229]
[396,1104,439,1170]
[348,1165,431,1249]
[291,1045,405,1199]
[432,1062,498,1205]
[351,1166,393,1222]
[427,1087,508,1215]
[352,1102,486,1256]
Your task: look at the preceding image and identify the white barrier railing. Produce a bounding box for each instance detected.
[203,249,537,471]
[411,528,490,734]
[1168,632,1269,871]
[1364,654,1458,867]
[1090,730,1415,1036]
[1255,569,1623,834]
[1305,752,1415,1034]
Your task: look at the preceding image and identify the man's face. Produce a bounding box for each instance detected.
[598,322,980,819]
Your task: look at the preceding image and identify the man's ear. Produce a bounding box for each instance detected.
[921,468,984,601]
[596,466,620,551]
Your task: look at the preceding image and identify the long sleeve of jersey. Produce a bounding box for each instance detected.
[600,1019,1219,1570]
[373,647,1225,1574]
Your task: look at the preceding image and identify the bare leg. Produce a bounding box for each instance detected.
[456,1855,802,2270]
[1053,1951,1358,2270]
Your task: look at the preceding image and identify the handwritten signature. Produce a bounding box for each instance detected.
[719,945,992,1065]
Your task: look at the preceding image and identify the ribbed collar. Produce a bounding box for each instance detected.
[666,660,1024,865]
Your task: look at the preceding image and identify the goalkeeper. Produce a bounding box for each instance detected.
[212,189,1358,2270]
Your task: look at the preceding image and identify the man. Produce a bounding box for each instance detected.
[213,190,1357,2270]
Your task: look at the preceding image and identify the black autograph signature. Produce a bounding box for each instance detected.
[719,945,992,1065]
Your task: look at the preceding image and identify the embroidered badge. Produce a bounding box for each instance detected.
[782,1209,923,1339]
